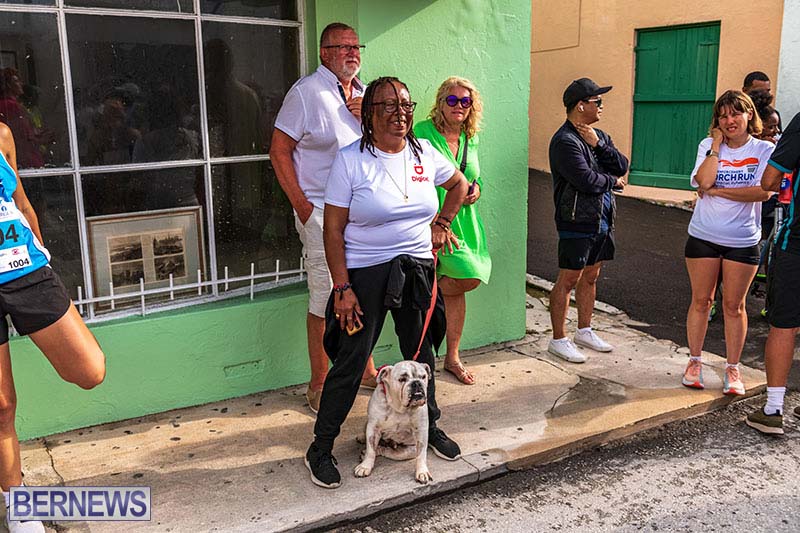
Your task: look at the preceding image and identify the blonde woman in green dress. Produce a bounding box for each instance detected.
[414,77,492,385]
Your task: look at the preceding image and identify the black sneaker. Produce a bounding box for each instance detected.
[745,407,784,435]
[428,427,461,460]
[794,405,800,419]
[304,443,341,488]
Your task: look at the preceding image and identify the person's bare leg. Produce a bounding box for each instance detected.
[439,277,480,384]
[29,305,105,390]
[720,259,759,364]
[361,356,377,382]
[575,263,602,329]
[307,313,328,391]
[765,327,798,387]
[0,344,21,491]
[550,269,582,339]
[685,257,721,356]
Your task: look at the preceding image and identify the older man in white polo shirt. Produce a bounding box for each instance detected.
[270,22,376,414]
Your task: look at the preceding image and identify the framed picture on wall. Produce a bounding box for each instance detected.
[87,207,206,300]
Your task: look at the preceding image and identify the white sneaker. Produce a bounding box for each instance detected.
[6,516,45,533]
[573,329,613,352]
[547,338,587,363]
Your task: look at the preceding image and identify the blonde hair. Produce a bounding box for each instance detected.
[710,90,762,137]
[429,76,483,139]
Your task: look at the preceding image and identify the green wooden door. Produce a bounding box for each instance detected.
[629,23,720,190]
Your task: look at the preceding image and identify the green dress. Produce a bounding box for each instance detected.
[414,119,492,283]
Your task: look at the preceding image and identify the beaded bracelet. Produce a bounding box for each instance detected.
[432,220,451,232]
[333,282,352,293]
[437,214,452,224]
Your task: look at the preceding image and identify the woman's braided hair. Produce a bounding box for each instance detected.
[360,76,422,161]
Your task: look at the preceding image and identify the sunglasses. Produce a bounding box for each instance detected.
[584,97,603,107]
[445,95,473,108]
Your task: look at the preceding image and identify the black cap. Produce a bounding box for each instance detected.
[562,78,612,108]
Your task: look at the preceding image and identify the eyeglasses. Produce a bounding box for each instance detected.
[321,44,365,53]
[445,95,473,108]
[584,97,603,107]
[372,100,417,113]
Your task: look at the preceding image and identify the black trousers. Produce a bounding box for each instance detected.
[313,258,441,451]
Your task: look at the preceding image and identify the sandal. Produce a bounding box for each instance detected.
[443,361,476,385]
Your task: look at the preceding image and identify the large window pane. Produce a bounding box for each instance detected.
[82,166,204,217]
[212,161,300,284]
[82,167,209,306]
[0,12,70,169]
[203,22,299,157]
[201,0,296,20]
[67,14,201,166]
[66,0,193,12]
[22,175,82,299]
[0,2,54,5]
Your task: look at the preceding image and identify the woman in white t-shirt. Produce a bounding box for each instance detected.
[682,90,774,395]
[303,77,468,489]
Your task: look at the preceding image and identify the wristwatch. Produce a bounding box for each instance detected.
[705,149,719,158]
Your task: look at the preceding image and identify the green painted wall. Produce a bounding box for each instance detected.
[12,286,311,439]
[356,0,531,350]
[12,0,530,441]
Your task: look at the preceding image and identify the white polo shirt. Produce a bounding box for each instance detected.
[274,65,364,209]
[325,139,457,269]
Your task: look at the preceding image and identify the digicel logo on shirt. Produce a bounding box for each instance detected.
[411,164,429,182]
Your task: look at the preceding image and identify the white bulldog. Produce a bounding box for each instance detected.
[354,360,432,484]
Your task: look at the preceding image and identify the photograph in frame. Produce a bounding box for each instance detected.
[87,207,205,303]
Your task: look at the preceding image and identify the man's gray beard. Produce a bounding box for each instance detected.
[340,64,360,81]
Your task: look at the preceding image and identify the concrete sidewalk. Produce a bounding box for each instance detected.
[11,290,765,533]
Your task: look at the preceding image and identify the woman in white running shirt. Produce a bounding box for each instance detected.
[682,90,774,396]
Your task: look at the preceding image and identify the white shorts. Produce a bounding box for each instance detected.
[294,206,332,317]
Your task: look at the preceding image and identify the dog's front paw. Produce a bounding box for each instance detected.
[415,468,432,484]
[354,462,373,478]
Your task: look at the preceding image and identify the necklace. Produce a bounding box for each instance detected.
[380,149,408,203]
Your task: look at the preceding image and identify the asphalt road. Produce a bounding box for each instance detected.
[332,393,800,533]
[526,169,799,386]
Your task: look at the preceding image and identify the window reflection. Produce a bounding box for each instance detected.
[0,12,70,169]
[22,175,81,298]
[65,0,193,12]
[82,166,204,217]
[203,24,299,156]
[200,0,296,20]
[212,161,300,283]
[67,14,201,166]
[0,1,53,5]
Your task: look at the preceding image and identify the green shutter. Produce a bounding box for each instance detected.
[629,23,720,190]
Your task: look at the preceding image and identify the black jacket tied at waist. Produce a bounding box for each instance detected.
[323,254,446,362]
[384,254,435,310]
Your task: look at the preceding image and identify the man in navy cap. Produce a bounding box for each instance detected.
[546,78,629,363]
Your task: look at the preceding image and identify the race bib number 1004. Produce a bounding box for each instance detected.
[0,221,31,273]
[0,246,31,273]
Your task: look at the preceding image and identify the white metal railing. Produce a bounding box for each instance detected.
[71,256,306,323]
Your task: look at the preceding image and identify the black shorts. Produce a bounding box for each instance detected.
[684,235,760,265]
[0,267,71,344]
[558,232,615,270]
[766,248,800,328]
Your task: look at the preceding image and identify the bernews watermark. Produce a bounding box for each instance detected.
[8,486,151,521]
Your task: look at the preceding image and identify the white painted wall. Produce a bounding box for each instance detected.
[777,0,800,122]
